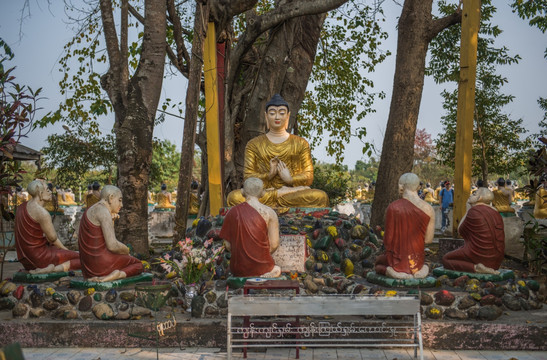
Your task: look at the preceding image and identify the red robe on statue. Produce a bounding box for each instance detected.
[442,205,505,273]
[219,202,275,277]
[375,199,430,275]
[78,210,143,278]
[15,202,81,271]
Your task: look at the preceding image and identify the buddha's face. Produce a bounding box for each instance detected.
[265,106,290,131]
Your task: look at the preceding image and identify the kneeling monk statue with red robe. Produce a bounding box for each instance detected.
[220,177,281,277]
[442,187,505,274]
[375,173,435,279]
[78,185,143,282]
[15,179,81,274]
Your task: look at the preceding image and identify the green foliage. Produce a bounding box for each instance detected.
[150,139,181,191]
[412,128,454,185]
[298,3,389,164]
[0,50,43,219]
[511,0,547,35]
[41,125,117,190]
[428,1,530,180]
[311,161,350,206]
[350,158,379,188]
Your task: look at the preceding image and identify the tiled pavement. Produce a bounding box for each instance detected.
[20,347,547,360]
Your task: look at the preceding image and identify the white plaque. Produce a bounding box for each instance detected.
[272,234,306,272]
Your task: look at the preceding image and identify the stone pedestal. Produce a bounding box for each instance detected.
[148,211,176,245]
[503,215,525,260]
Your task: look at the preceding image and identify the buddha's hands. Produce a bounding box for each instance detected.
[277,161,293,185]
[268,157,279,180]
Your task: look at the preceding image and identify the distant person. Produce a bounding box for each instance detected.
[439,181,454,234]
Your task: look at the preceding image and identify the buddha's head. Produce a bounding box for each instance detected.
[101,185,123,214]
[398,173,420,196]
[28,179,51,202]
[242,177,265,199]
[468,187,494,206]
[265,94,290,132]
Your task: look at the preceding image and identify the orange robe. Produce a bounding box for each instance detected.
[15,202,81,271]
[86,193,101,209]
[78,210,143,278]
[219,202,274,277]
[375,199,430,275]
[442,205,505,273]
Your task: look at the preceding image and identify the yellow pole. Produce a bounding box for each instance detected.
[204,22,223,216]
[453,0,480,237]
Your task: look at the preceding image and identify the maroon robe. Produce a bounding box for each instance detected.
[78,210,143,278]
[219,202,275,277]
[375,198,430,275]
[443,205,505,273]
[15,202,81,271]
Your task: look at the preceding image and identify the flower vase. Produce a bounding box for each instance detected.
[185,283,197,312]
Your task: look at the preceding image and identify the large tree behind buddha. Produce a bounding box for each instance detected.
[370,0,461,229]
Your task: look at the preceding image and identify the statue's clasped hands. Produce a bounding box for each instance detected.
[268,157,293,185]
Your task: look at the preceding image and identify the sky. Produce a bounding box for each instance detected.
[1,0,546,170]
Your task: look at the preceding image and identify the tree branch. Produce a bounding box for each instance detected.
[428,10,462,42]
[227,0,348,101]
[167,0,191,71]
[99,0,122,82]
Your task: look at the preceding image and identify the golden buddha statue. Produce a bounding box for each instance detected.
[56,187,71,207]
[147,190,156,206]
[492,178,515,214]
[85,182,101,209]
[63,189,78,206]
[423,183,438,204]
[534,182,547,219]
[226,94,329,208]
[43,183,63,214]
[355,186,363,201]
[155,184,176,210]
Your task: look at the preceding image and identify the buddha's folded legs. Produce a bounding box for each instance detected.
[227,188,328,208]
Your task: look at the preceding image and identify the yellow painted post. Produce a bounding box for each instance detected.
[204,22,223,216]
[453,0,480,237]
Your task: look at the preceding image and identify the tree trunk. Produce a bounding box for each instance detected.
[370,0,460,229]
[224,10,328,193]
[100,0,166,255]
[173,1,210,242]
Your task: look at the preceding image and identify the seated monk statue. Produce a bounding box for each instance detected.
[362,182,375,204]
[534,177,547,219]
[86,181,101,209]
[492,178,515,214]
[442,188,505,274]
[423,182,438,204]
[375,173,434,279]
[78,185,143,282]
[189,180,200,215]
[226,94,328,208]
[155,183,176,210]
[220,177,281,277]
[15,179,81,274]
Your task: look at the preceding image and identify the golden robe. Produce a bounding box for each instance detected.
[155,192,175,209]
[64,193,78,206]
[227,134,328,208]
[534,188,547,219]
[492,189,515,213]
[85,193,101,209]
[423,189,437,204]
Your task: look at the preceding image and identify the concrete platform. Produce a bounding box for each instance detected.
[16,347,547,360]
[1,308,546,351]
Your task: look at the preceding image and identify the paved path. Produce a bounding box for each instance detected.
[20,347,547,360]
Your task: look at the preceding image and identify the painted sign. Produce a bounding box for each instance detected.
[272,235,306,272]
